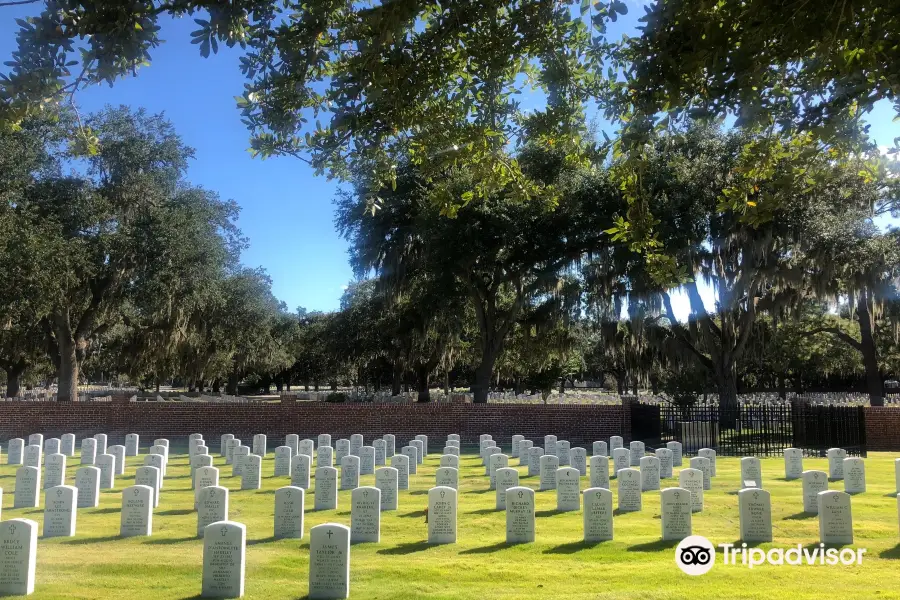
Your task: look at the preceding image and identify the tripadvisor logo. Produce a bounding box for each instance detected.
[676,536,867,575]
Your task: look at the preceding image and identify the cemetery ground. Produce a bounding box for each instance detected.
[2,449,899,599]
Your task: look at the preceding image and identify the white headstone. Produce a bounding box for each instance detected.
[373,440,386,466]
[539,455,560,491]
[489,453,508,489]
[583,487,614,542]
[109,445,126,476]
[436,467,459,490]
[7,438,23,465]
[617,468,642,512]
[134,465,160,508]
[291,454,312,489]
[556,440,571,466]
[593,440,608,457]
[495,467,519,510]
[391,454,409,490]
[335,439,350,464]
[660,487,692,541]
[556,467,580,512]
[232,446,250,477]
[802,470,828,513]
[410,440,424,465]
[518,440,533,466]
[274,486,305,539]
[359,446,375,475]
[629,441,645,466]
[740,457,761,489]
[23,444,41,469]
[299,439,315,458]
[44,437,60,458]
[96,453,115,489]
[414,434,428,457]
[505,487,535,544]
[145,454,166,487]
[544,435,557,458]
[349,434,363,456]
[528,447,544,476]
[194,466,220,510]
[843,458,866,494]
[640,456,660,491]
[125,433,139,457]
[93,433,107,455]
[225,438,240,465]
[439,455,460,469]
[827,448,847,480]
[44,453,66,488]
[75,466,100,508]
[0,519,37,595]
[589,455,610,490]
[14,466,40,508]
[285,434,300,456]
[317,445,334,469]
[191,454,214,489]
[375,467,398,511]
[427,486,457,544]
[612,448,630,478]
[383,434,395,458]
[202,521,246,599]
[401,446,417,475]
[679,468,704,513]
[61,433,76,457]
[219,434,233,458]
[656,448,673,479]
[570,447,587,476]
[252,433,267,457]
[738,488,773,543]
[314,467,338,510]
[818,490,853,545]
[689,456,712,491]
[609,436,623,455]
[308,523,350,600]
[43,485,77,538]
[784,448,803,480]
[340,455,360,490]
[318,434,332,449]
[351,486,380,543]
[27,434,42,448]
[511,435,524,458]
[120,485,153,537]
[274,446,293,477]
[665,441,684,467]
[241,454,262,490]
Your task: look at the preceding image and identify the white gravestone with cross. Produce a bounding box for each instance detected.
[436,467,459,490]
[556,467,581,512]
[375,467,398,511]
[679,468,704,513]
[690,456,712,491]
[274,446,293,477]
[506,487,535,544]
[75,466,100,508]
[340,455,360,490]
[134,465,160,508]
[617,468,642,512]
[194,466,221,512]
[495,467,519,510]
[292,454,311,490]
[612,448,630,479]
[43,485,77,538]
[351,486,381,543]
[0,519,37,596]
[827,448,847,480]
[583,487,614,542]
[661,488,692,541]
[391,454,410,491]
[14,466,40,508]
[428,486,458,544]
[590,455,610,490]
[120,485,153,537]
[274,486,305,540]
[202,521,246,599]
[802,470,828,513]
[784,448,803,480]
[308,523,350,600]
[739,488,773,543]
[318,445,334,469]
[44,453,66,488]
[314,467,338,510]
[528,447,544,476]
[125,433,139,457]
[843,458,866,494]
[640,456,661,491]
[818,490,853,545]
[539,455,560,491]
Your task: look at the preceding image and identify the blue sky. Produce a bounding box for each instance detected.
[1,3,898,319]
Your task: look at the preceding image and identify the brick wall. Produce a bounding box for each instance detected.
[864,407,900,451]
[0,400,628,451]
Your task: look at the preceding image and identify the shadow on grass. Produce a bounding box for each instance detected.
[397,510,426,518]
[376,541,435,556]
[467,488,494,495]
[144,536,197,545]
[884,492,899,498]
[61,535,122,545]
[157,509,194,516]
[467,508,499,515]
[247,536,277,546]
[613,508,639,516]
[879,544,900,559]
[24,509,43,515]
[535,509,568,518]
[459,541,508,555]
[254,489,277,495]
[545,540,605,554]
[628,539,679,552]
[167,474,191,480]
[409,490,428,496]
[783,512,816,520]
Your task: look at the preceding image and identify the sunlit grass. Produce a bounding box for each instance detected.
[2,447,899,599]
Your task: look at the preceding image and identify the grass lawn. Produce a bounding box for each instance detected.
[2,446,899,599]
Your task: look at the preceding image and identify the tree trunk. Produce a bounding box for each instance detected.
[416,365,431,402]
[857,291,884,406]
[443,370,450,395]
[777,374,786,400]
[197,380,205,393]
[472,350,498,404]
[715,366,739,428]
[57,337,79,402]
[4,364,24,398]
[391,363,402,396]
[275,381,284,392]
[226,371,239,396]
[212,378,221,393]
[330,381,337,391]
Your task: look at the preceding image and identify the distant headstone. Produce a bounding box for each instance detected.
[740,457,762,489]
[134,465,160,508]
[784,448,803,480]
[191,455,214,489]
[23,444,41,469]
[505,487,535,544]
[285,434,300,456]
[125,433,140,457]
[660,488,692,541]
[317,445,334,469]
[349,434,363,456]
[528,447,544,476]
[14,466,40,508]
[539,455,560,491]
[27,434,42,448]
[194,466,220,509]
[274,486,305,539]
[340,455,360,490]
[383,434,395,458]
[583,487,614,542]
[335,439,350,465]
[556,440,571,466]
[436,467,459,490]
[43,485,77,538]
[120,485,153,537]
[219,434,233,459]
[318,434,332,450]
[689,456,712,491]
[75,466,100,508]
[439,455,459,470]
[609,436,623,455]
[843,458,866,494]
[350,487,381,543]
[739,488,773,543]
[414,435,428,457]
[358,446,375,475]
[495,467,519,510]
[656,448,673,479]
[96,453,116,489]
[827,448,847,480]
[410,440,424,465]
[818,491,853,545]
[511,435,524,458]
[308,523,350,600]
[148,446,168,477]
[252,433,267,457]
[629,441,645,467]
[274,446,292,477]
[447,434,460,442]
[488,453,508,489]
[109,445,126,476]
[589,455,610,490]
[373,440,386,466]
[593,441,608,457]
[679,468,704,513]
[241,454,262,490]
[7,438,23,465]
[0,519,37,596]
[802,470,828,513]
[640,456,661,491]
[44,453,66,488]
[617,468,642,512]
[401,446,417,475]
[225,438,240,465]
[570,447,587,476]
[556,467,580,512]
[145,454,166,488]
[612,448,630,478]
[391,454,409,491]
[93,434,107,455]
[518,440,533,466]
[375,467,398,511]
[44,437,60,458]
[299,439,315,458]
[697,448,716,476]
[544,435,557,458]
[61,434,76,457]
[314,467,338,510]
[202,521,246,599]
[232,446,250,478]
[666,441,683,467]
[427,487,457,544]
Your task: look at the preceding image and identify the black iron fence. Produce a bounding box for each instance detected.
[631,401,866,457]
